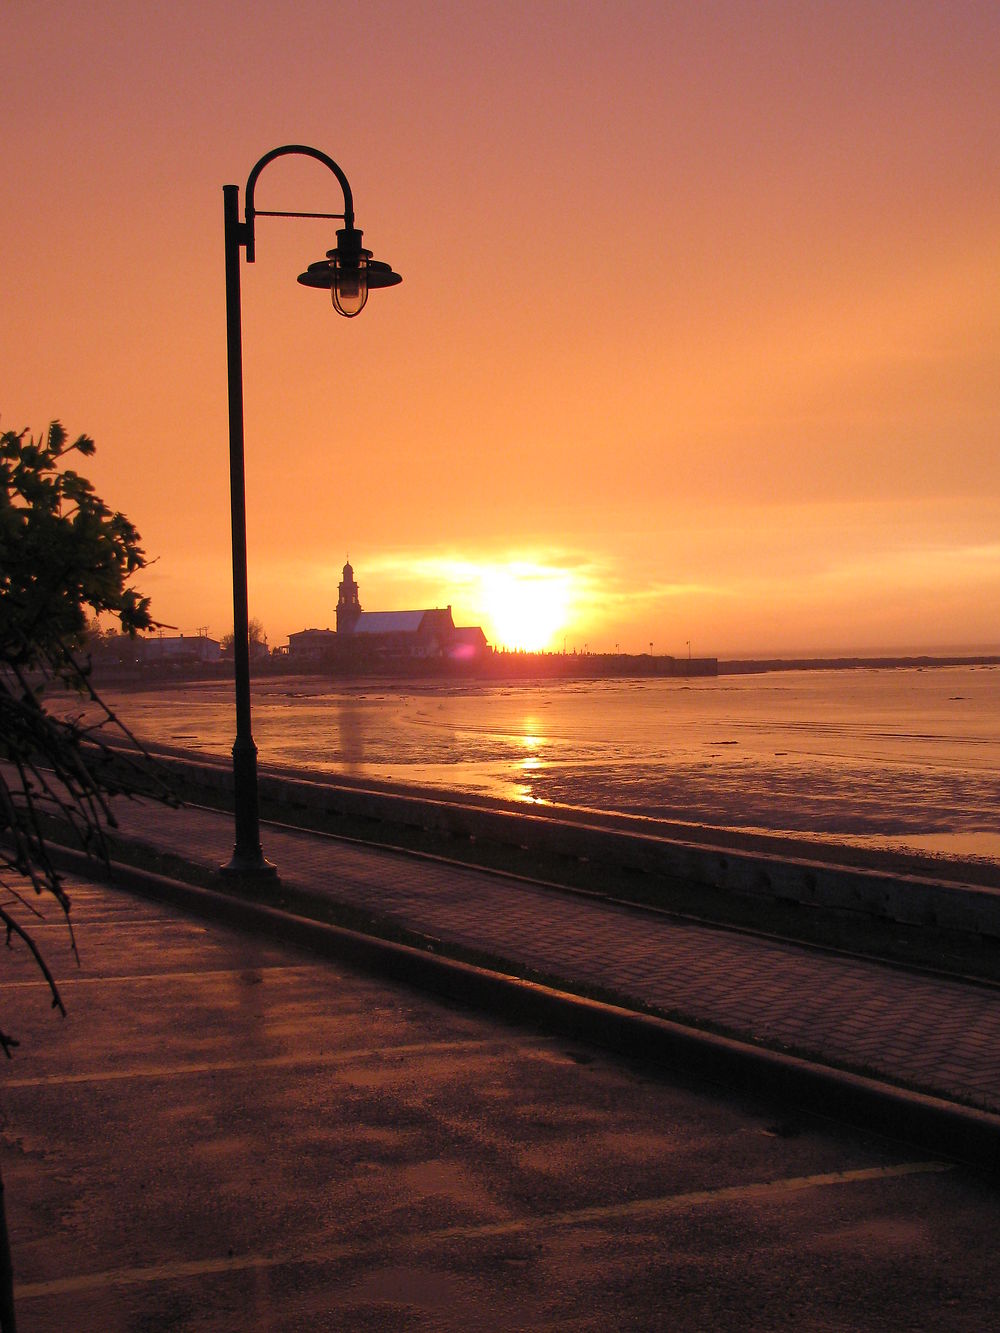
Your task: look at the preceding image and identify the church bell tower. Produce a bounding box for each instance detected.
[337,560,362,633]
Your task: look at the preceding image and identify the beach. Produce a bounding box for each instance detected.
[100,663,1000,869]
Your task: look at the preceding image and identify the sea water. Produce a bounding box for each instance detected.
[104,664,1000,866]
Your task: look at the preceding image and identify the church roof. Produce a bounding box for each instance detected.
[353,610,429,635]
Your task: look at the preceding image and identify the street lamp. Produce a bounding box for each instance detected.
[221,144,401,880]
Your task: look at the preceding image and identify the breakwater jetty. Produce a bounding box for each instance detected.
[720,653,1000,675]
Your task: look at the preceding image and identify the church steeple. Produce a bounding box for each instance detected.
[336,559,362,633]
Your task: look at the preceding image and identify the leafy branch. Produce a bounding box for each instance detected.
[0,421,175,1050]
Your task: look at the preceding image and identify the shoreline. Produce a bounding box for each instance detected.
[84,651,1000,692]
[82,647,1000,693]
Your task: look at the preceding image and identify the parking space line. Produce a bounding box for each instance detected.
[15,1161,954,1301]
[443,1160,956,1239]
[3,965,323,989]
[2,1037,502,1088]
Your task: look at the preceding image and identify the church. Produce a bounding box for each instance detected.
[287,561,490,667]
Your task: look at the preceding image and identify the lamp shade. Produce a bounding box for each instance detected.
[297,224,401,316]
[297,258,402,291]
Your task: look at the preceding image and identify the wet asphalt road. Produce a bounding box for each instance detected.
[1,879,998,1331]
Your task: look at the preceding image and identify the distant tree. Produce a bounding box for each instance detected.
[0,420,174,1330]
[82,617,139,669]
[220,617,267,653]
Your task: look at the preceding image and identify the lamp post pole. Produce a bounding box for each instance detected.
[222,183,268,877]
[220,146,400,881]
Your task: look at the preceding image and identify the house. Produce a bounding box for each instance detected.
[140,632,221,665]
[286,628,338,664]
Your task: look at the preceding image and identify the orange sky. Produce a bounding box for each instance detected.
[3,1,998,656]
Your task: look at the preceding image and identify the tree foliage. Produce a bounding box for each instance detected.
[0,421,173,1058]
[220,618,267,653]
[1,422,152,667]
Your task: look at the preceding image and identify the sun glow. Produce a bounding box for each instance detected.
[480,564,574,652]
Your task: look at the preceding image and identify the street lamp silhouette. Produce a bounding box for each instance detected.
[222,145,401,879]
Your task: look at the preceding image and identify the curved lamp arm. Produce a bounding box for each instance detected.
[241,143,356,262]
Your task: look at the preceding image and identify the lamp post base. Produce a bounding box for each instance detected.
[220,851,280,887]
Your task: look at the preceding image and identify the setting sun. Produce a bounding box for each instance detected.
[479,564,574,652]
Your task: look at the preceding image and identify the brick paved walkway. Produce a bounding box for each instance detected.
[106,798,1000,1115]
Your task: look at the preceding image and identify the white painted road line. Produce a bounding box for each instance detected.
[16,1161,955,1301]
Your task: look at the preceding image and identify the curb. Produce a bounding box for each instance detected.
[50,843,1000,1175]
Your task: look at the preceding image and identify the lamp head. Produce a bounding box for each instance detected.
[297,226,402,316]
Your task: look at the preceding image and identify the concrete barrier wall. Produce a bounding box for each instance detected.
[154,752,1000,942]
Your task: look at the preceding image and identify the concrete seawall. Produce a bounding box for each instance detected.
[147,750,1000,943]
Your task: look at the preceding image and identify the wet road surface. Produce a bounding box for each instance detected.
[2,878,998,1330]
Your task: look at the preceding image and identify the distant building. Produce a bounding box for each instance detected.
[287,561,490,667]
[286,628,338,663]
[351,607,457,658]
[140,632,220,665]
[448,626,490,661]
